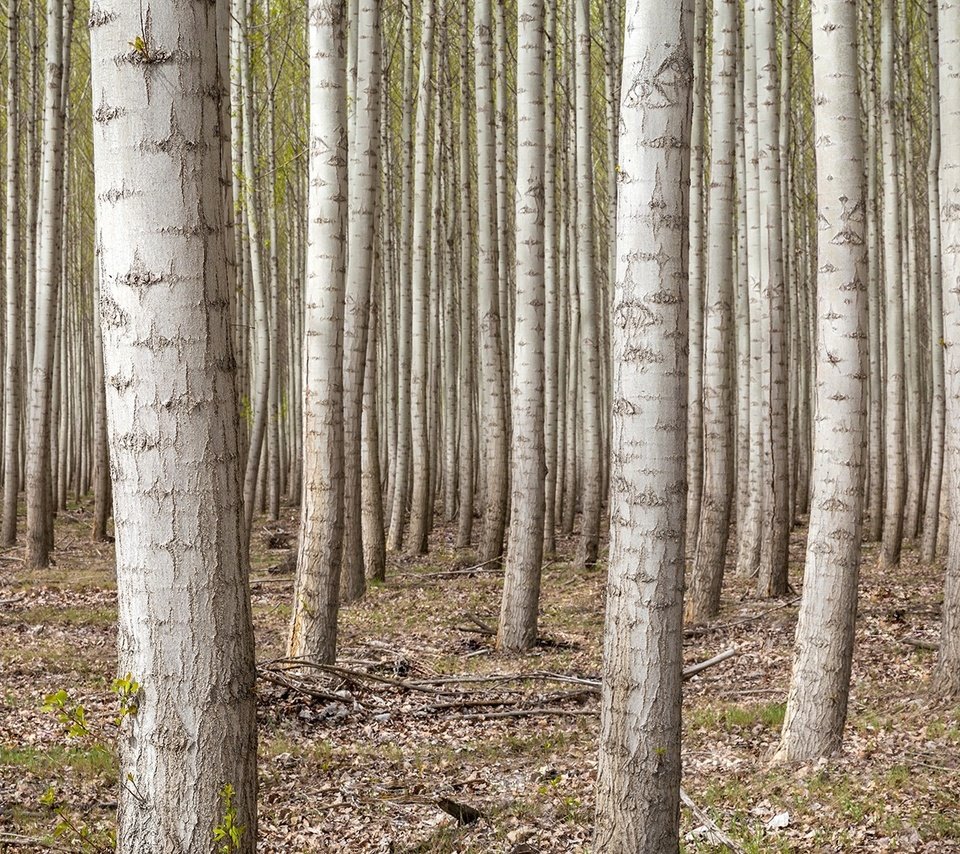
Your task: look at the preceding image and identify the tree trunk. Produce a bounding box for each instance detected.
[89,2,258,848]
[686,0,737,624]
[341,0,381,598]
[922,0,945,564]
[574,0,602,568]
[3,0,21,546]
[499,0,546,652]
[935,0,960,696]
[475,0,508,565]
[287,0,348,666]
[776,0,868,760]
[594,1,693,849]
[879,0,905,570]
[408,0,437,555]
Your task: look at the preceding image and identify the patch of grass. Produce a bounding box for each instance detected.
[0,743,116,780]
[688,701,786,733]
[9,605,116,628]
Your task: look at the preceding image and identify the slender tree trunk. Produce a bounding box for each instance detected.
[879,0,905,570]
[475,0,508,565]
[89,2,258,848]
[686,0,737,624]
[574,0,602,567]
[922,0,945,564]
[287,0,348,666]
[776,0,868,760]
[341,0,381,598]
[25,0,73,570]
[456,0,475,550]
[408,0,437,555]
[499,0,546,652]
[239,0,271,538]
[935,0,960,696]
[685,0,707,548]
[3,0,21,546]
[594,1,693,848]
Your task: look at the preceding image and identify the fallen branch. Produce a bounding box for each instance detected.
[257,667,349,704]
[680,787,746,853]
[683,647,738,679]
[685,597,801,638]
[902,636,939,652]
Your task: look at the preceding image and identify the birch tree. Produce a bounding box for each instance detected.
[777,0,868,760]
[594,1,693,848]
[89,1,257,848]
[287,0,348,666]
[499,0,546,652]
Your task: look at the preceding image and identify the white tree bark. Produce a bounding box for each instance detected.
[475,0,508,565]
[935,0,960,696]
[25,0,72,569]
[89,1,258,848]
[776,0,868,761]
[594,1,693,849]
[341,0,381,598]
[879,0,905,570]
[686,0,737,624]
[408,0,437,555]
[287,0,348,666]
[574,0,602,568]
[499,0,546,652]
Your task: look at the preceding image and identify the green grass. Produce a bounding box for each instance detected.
[0,743,117,781]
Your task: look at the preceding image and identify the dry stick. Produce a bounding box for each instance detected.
[459,707,599,720]
[257,668,348,704]
[679,787,747,853]
[901,636,939,651]
[268,657,455,696]
[684,596,801,637]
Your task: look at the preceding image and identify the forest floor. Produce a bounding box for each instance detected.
[0,505,959,853]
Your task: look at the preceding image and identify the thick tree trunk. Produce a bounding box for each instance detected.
[287,0,348,666]
[89,2,258,849]
[499,0,546,653]
[594,1,693,849]
[776,0,868,761]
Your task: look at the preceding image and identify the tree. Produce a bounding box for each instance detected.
[935,0,960,696]
[3,0,22,546]
[594,0,693,848]
[879,0,905,571]
[475,0,509,565]
[89,1,257,848]
[776,0,868,761]
[574,0,602,568]
[686,0,737,624]
[25,0,73,569]
[287,0,348,666]
[499,0,546,652]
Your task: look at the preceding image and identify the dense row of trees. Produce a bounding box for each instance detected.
[0,0,958,849]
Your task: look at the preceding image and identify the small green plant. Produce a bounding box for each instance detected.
[41,689,90,738]
[40,786,115,853]
[112,673,141,726]
[213,783,246,853]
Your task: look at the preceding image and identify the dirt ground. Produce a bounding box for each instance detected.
[1,504,959,852]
